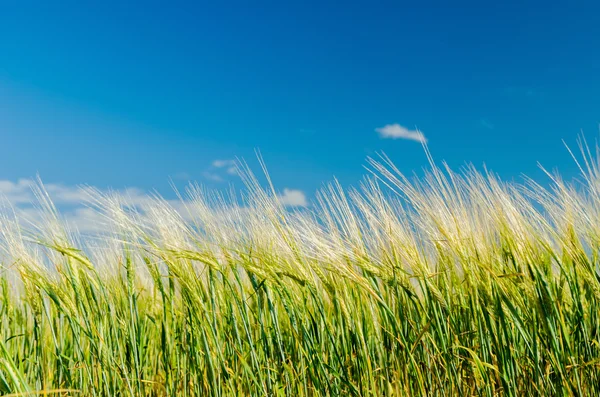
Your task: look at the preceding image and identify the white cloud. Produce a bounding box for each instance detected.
[6,202,108,234]
[0,179,90,205]
[212,159,236,169]
[0,179,36,204]
[45,184,92,203]
[0,177,309,236]
[278,188,308,207]
[0,180,153,234]
[212,160,237,170]
[209,159,238,178]
[375,123,427,143]
[202,171,224,182]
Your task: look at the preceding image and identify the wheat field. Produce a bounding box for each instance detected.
[1,142,600,396]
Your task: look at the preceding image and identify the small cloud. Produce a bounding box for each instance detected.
[375,123,426,143]
[202,171,224,182]
[278,188,308,207]
[480,119,494,130]
[212,159,236,168]
[212,159,238,176]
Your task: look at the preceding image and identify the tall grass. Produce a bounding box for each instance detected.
[1,141,600,396]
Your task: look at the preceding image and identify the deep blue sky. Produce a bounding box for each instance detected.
[1,1,599,198]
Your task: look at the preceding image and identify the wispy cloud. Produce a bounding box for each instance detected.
[0,179,152,233]
[0,178,310,233]
[375,123,426,143]
[480,119,494,130]
[0,179,38,204]
[278,188,307,207]
[0,179,90,205]
[212,159,238,175]
[201,171,224,182]
[199,159,239,183]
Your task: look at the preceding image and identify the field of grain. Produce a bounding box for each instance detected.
[1,143,600,396]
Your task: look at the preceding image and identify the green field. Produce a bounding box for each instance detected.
[2,143,600,396]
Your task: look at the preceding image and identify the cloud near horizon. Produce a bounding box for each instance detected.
[0,178,155,233]
[375,123,427,143]
[0,179,309,233]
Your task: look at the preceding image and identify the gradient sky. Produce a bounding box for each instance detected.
[1,0,600,203]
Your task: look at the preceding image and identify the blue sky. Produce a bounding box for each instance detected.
[1,0,599,211]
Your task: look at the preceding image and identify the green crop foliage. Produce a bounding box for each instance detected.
[1,141,600,395]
